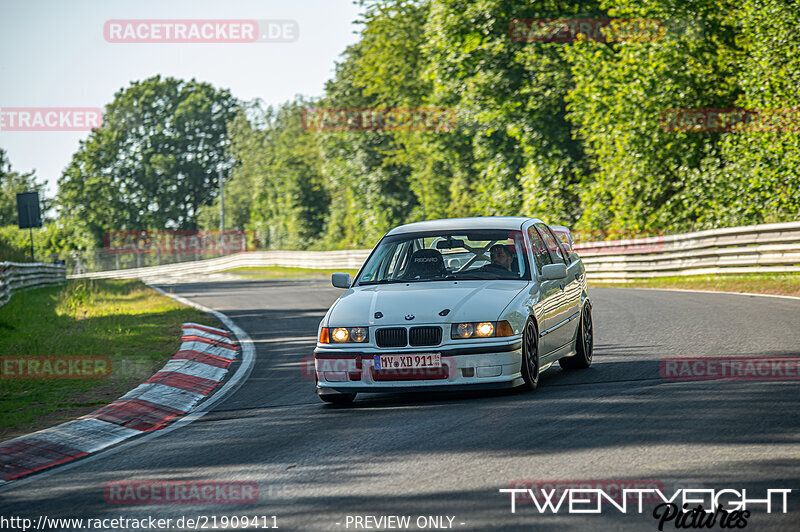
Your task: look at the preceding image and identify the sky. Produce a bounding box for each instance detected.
[0,0,363,196]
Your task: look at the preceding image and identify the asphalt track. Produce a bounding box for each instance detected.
[1,279,800,531]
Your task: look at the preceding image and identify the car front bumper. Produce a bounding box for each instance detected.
[314,338,524,395]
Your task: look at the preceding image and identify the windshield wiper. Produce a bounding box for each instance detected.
[358,279,396,285]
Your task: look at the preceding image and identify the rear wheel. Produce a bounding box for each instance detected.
[560,302,593,370]
[520,318,540,391]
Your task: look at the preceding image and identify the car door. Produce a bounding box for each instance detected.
[544,224,583,345]
[535,223,581,351]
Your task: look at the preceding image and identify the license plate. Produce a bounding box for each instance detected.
[374,353,441,370]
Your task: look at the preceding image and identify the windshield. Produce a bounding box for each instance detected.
[356,230,530,285]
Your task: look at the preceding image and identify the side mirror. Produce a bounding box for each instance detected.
[331,272,352,289]
[541,263,567,281]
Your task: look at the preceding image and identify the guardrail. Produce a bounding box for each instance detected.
[0,262,67,309]
[69,250,371,280]
[575,220,800,281]
[67,221,800,282]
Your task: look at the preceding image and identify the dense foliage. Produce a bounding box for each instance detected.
[218,0,798,247]
[58,76,238,245]
[3,0,797,258]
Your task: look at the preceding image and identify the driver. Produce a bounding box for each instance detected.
[489,244,513,271]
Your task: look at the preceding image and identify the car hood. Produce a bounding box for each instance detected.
[327,281,529,326]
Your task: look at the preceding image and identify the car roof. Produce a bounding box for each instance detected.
[386,216,545,235]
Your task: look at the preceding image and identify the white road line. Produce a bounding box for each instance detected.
[23,419,141,454]
[159,359,228,382]
[181,328,228,341]
[183,322,229,336]
[120,383,205,412]
[201,344,238,359]
[154,284,257,413]
[179,341,237,360]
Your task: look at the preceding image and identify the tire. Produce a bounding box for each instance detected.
[560,302,593,370]
[319,393,356,404]
[520,318,540,391]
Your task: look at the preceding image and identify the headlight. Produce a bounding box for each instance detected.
[319,326,369,343]
[451,320,514,339]
[476,322,494,336]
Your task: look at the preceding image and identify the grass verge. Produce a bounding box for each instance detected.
[589,272,800,297]
[224,266,360,279]
[0,279,215,441]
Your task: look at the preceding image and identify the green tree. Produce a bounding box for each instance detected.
[564,0,740,236]
[315,32,420,248]
[692,0,800,227]
[246,98,328,248]
[57,76,239,245]
[197,103,267,232]
[422,0,601,224]
[354,0,477,222]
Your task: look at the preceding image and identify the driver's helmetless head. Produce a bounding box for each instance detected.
[490,244,512,270]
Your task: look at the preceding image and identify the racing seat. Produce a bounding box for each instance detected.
[402,249,446,280]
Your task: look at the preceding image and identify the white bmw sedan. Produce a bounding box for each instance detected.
[314,217,593,404]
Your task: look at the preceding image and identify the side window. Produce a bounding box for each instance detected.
[511,232,527,278]
[391,242,415,279]
[550,228,574,263]
[384,243,406,278]
[535,224,567,265]
[527,227,553,275]
[549,227,572,264]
